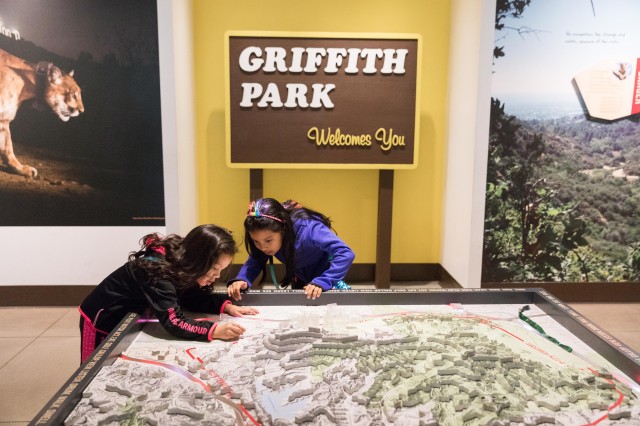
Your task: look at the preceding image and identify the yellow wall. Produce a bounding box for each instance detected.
[192,0,450,265]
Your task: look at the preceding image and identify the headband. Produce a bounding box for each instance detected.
[144,236,167,256]
[247,200,284,223]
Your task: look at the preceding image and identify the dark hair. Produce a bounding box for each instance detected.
[282,199,332,228]
[244,198,331,287]
[129,224,237,291]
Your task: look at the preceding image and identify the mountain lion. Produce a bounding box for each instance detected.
[0,48,84,177]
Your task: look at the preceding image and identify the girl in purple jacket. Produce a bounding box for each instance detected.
[227,198,355,300]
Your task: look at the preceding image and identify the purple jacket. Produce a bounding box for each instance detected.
[234,219,355,291]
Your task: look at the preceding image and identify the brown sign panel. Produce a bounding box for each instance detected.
[225,31,421,169]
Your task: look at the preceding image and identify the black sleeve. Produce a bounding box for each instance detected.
[179,285,231,314]
[142,279,218,341]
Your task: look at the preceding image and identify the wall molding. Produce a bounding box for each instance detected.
[482,282,640,303]
[1,264,637,305]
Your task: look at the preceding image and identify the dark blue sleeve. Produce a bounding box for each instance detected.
[231,251,269,289]
[306,221,355,291]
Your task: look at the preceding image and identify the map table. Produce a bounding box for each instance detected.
[31,289,640,425]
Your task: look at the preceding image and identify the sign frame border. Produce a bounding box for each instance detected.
[224,30,422,170]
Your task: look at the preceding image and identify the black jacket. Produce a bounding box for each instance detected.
[79,262,230,341]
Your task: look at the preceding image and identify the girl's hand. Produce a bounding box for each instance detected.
[303,284,323,300]
[227,281,248,301]
[212,322,246,340]
[225,304,260,317]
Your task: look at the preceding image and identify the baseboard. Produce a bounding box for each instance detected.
[0,285,95,307]
[482,282,640,303]
[2,265,637,305]
[1,263,444,306]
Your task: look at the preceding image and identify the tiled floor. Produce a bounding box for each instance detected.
[1,285,639,425]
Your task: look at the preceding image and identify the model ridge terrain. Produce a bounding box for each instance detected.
[65,304,640,425]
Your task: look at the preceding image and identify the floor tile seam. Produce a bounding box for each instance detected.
[41,308,79,338]
[0,336,38,370]
[0,307,70,333]
[37,309,75,338]
[0,416,32,424]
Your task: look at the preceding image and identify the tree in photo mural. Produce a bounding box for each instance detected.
[483,0,640,283]
[483,99,589,282]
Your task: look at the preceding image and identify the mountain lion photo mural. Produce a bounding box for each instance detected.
[0,0,165,226]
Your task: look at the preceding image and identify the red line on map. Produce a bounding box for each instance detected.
[433,313,630,424]
[185,347,203,363]
[204,368,261,425]
[453,315,524,341]
[361,311,526,342]
[582,368,625,425]
[119,354,212,391]
[239,404,261,425]
[120,354,261,425]
[348,309,635,423]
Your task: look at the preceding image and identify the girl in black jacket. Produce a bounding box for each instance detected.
[79,224,258,363]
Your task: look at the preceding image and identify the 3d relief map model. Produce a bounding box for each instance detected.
[65,303,640,425]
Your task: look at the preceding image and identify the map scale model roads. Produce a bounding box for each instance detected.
[65,303,640,425]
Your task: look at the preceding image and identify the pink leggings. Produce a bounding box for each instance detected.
[79,307,109,364]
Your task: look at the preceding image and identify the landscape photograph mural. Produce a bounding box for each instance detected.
[483,0,640,282]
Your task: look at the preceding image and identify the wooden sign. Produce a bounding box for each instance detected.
[225,31,421,169]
